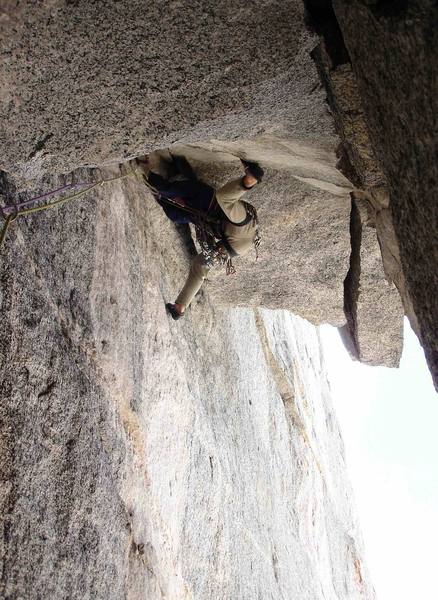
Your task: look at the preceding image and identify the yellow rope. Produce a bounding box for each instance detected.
[0,171,131,249]
[18,183,100,216]
[0,214,15,248]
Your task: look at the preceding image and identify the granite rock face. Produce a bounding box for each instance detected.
[333,0,438,386]
[0,1,433,596]
[341,196,404,367]
[0,175,375,600]
[304,3,408,367]
[0,0,330,186]
[0,0,405,369]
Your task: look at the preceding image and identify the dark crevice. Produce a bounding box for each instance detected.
[364,0,409,19]
[311,46,364,189]
[305,0,368,191]
[339,197,362,361]
[27,133,54,161]
[37,380,56,399]
[303,0,350,67]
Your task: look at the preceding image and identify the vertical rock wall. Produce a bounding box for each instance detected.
[0,0,407,370]
[0,0,435,596]
[1,176,375,599]
[332,0,438,386]
[341,196,404,367]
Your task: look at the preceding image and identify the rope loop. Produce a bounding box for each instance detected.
[10,202,19,222]
[0,171,129,250]
[0,214,14,248]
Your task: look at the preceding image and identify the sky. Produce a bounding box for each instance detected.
[320,319,438,600]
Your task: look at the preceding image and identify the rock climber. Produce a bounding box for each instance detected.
[136,154,264,320]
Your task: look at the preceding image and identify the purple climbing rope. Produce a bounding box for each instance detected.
[0,181,93,215]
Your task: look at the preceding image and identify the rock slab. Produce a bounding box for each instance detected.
[334,0,438,387]
[341,196,404,367]
[1,0,328,186]
[0,174,376,599]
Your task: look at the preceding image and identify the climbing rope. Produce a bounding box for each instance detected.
[140,174,218,223]
[0,172,131,250]
[140,172,259,272]
[1,164,260,273]
[0,181,91,216]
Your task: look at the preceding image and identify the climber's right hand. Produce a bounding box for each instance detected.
[240,159,264,183]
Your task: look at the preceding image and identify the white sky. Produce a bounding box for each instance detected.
[320,319,438,600]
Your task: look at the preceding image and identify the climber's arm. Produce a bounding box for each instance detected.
[215,174,257,223]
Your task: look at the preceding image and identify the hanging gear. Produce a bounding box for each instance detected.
[143,171,261,275]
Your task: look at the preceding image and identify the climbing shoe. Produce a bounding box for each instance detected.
[166,303,184,320]
[240,159,264,183]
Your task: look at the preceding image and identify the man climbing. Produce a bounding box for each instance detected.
[137,154,263,320]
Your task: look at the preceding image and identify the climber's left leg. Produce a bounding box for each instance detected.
[166,254,210,319]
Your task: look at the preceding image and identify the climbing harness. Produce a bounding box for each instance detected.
[142,174,260,274]
[0,163,261,277]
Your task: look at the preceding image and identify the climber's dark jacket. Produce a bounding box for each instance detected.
[174,178,257,308]
[147,172,216,224]
[145,172,257,308]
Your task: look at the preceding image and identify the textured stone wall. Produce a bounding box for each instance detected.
[0,0,330,186]
[0,0,406,368]
[1,2,434,595]
[332,0,438,387]
[0,175,375,599]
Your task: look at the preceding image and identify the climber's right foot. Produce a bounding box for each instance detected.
[166,302,185,320]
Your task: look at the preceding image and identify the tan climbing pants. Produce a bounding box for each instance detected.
[175,253,210,308]
[175,177,254,309]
